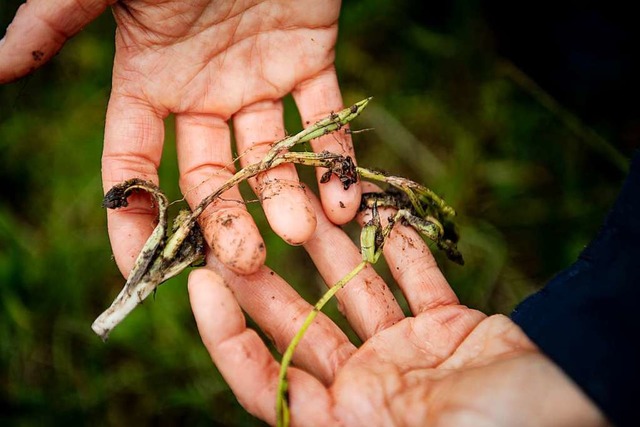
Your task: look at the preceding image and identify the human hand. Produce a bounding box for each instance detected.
[0,0,359,276]
[188,191,608,426]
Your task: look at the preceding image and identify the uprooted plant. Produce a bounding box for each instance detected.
[91,98,463,427]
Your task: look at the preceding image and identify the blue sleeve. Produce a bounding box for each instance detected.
[511,151,640,427]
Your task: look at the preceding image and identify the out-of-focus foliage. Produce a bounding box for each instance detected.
[0,0,634,425]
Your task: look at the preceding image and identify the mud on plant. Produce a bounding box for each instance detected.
[91,98,463,427]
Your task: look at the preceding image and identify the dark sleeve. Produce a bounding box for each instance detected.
[511,151,640,427]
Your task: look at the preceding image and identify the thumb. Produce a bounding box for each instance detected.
[0,0,115,83]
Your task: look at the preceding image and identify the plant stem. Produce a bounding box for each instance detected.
[92,99,372,340]
[276,260,368,427]
[160,99,372,273]
[357,166,456,218]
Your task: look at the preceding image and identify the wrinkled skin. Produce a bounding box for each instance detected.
[0,0,360,276]
[189,189,609,427]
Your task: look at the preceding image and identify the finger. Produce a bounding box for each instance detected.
[102,93,165,278]
[0,0,115,83]
[176,113,265,275]
[292,66,361,225]
[233,99,316,245]
[188,268,280,422]
[205,254,355,385]
[303,192,405,340]
[358,182,459,314]
[188,268,335,426]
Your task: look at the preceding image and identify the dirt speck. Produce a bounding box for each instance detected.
[339,201,345,208]
[399,233,417,249]
[32,50,44,61]
[364,278,374,290]
[218,213,240,227]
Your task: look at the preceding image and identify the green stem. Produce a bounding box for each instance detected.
[276,260,368,427]
[164,100,372,264]
[93,94,371,341]
[264,97,372,165]
[100,97,372,322]
[356,166,456,217]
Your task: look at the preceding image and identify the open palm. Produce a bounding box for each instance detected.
[189,194,606,426]
[0,0,359,277]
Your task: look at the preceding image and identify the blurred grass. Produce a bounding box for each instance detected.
[0,0,633,425]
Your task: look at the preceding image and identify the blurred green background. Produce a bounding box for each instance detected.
[1,0,636,425]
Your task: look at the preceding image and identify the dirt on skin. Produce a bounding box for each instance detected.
[206,208,266,275]
[259,179,317,246]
